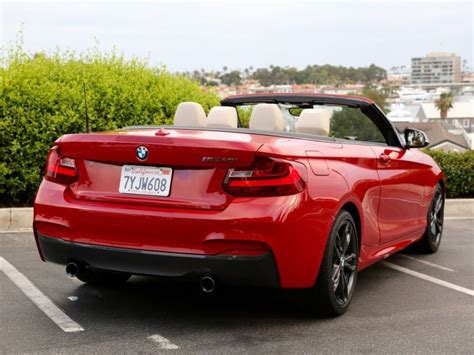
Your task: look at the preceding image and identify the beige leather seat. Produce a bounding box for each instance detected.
[249,104,284,131]
[295,108,331,136]
[173,102,206,126]
[207,106,238,128]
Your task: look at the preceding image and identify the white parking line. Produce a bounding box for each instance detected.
[0,257,84,333]
[147,334,179,350]
[0,229,33,234]
[382,261,474,296]
[397,254,456,272]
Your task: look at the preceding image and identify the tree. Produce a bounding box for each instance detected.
[249,64,387,86]
[360,86,389,111]
[252,68,273,86]
[329,108,385,142]
[435,92,454,119]
[329,87,388,142]
[220,70,242,86]
[365,64,387,82]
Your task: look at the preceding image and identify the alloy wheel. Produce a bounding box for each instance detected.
[430,187,444,247]
[332,220,357,305]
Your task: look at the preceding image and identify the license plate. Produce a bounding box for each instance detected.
[119,165,173,197]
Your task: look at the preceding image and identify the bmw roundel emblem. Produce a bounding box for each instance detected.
[136,146,149,161]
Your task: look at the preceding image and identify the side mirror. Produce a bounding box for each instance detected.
[404,128,429,148]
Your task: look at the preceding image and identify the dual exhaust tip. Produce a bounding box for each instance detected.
[66,262,217,293]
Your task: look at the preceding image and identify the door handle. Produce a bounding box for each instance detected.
[379,153,391,165]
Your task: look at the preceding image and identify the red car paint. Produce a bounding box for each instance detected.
[33,94,443,289]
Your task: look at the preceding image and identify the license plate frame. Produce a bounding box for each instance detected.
[119,165,173,197]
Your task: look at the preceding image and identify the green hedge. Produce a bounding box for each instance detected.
[0,49,219,206]
[424,149,474,198]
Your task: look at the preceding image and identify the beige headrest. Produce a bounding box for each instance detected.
[173,102,206,126]
[207,107,238,128]
[249,104,284,131]
[296,108,331,136]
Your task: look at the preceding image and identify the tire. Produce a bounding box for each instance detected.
[304,210,359,316]
[76,269,131,286]
[413,183,445,254]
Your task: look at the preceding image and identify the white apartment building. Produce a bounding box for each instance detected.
[411,52,461,84]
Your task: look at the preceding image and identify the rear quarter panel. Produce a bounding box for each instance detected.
[258,139,382,280]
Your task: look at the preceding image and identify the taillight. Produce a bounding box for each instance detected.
[44,147,78,184]
[223,156,306,197]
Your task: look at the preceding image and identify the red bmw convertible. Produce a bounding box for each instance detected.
[33,93,445,315]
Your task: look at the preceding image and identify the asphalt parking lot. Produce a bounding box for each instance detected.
[1,219,473,354]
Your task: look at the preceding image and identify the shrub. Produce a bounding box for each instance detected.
[0,48,219,206]
[424,149,474,198]
[237,106,252,128]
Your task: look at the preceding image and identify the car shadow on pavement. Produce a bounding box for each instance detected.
[66,263,397,333]
[70,275,323,329]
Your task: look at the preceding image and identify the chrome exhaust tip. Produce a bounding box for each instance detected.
[66,262,80,278]
[200,274,216,293]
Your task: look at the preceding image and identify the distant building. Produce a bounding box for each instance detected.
[394,122,470,152]
[411,52,461,84]
[387,109,415,123]
[416,100,474,133]
[387,103,421,122]
[248,85,292,94]
[291,84,317,93]
[318,84,364,95]
[386,72,411,85]
[461,73,474,83]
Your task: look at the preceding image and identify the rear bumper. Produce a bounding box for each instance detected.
[34,179,335,288]
[37,233,280,288]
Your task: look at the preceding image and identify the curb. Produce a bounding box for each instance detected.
[444,199,474,218]
[0,208,33,232]
[1,200,473,233]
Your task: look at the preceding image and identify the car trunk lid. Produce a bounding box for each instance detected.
[57,128,265,210]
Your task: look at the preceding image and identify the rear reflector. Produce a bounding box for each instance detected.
[45,147,78,184]
[223,156,306,197]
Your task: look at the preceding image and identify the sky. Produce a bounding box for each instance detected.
[1,0,473,72]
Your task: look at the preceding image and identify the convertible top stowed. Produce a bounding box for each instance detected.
[221,93,374,108]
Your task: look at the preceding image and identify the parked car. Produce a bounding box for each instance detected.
[33,93,445,315]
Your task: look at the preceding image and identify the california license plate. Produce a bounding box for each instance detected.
[119,165,173,197]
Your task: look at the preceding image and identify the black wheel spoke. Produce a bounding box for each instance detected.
[345,262,356,272]
[332,264,340,282]
[434,194,443,215]
[340,270,348,301]
[345,253,356,261]
[342,223,351,254]
[336,230,344,250]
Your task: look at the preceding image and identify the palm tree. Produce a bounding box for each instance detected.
[434,92,454,119]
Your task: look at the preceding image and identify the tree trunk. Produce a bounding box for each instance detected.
[440,110,447,119]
